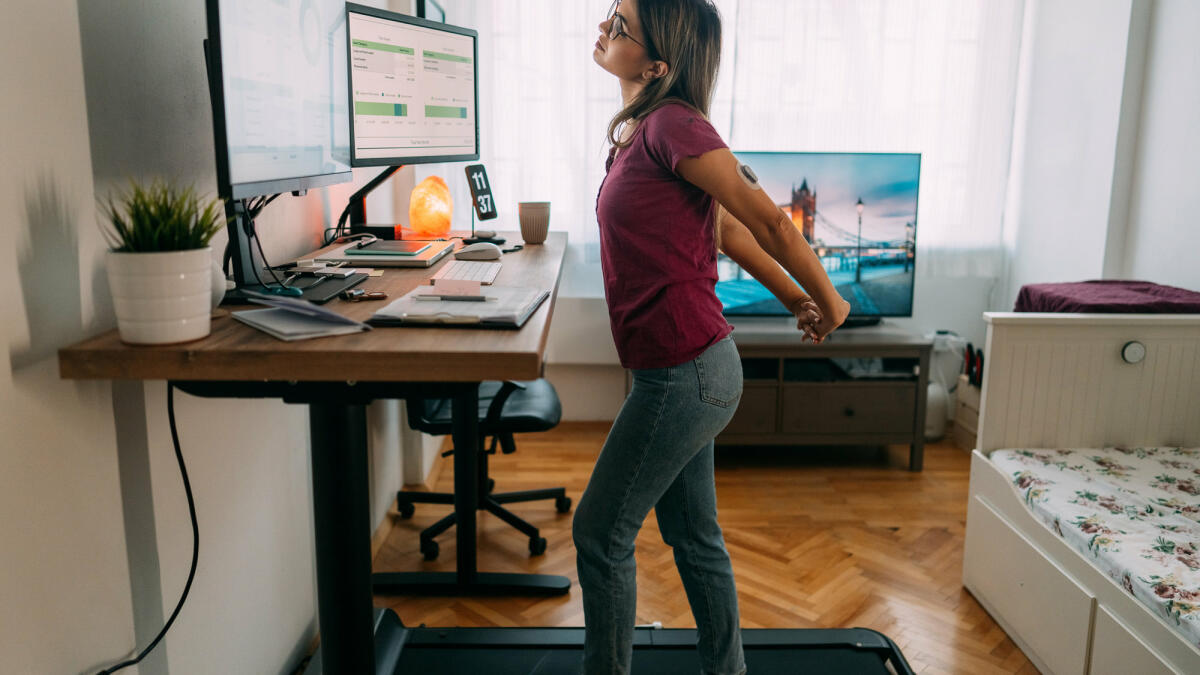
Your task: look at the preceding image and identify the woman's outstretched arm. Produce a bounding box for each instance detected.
[678,147,850,338]
[717,210,822,342]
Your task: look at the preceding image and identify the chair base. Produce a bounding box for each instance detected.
[396,487,571,560]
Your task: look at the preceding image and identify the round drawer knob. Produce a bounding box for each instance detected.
[844,407,855,417]
[1121,341,1146,364]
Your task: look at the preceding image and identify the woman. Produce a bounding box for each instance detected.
[573,0,853,673]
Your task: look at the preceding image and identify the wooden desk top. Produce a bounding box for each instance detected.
[59,232,567,383]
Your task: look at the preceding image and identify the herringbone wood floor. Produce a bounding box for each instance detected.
[373,423,1038,674]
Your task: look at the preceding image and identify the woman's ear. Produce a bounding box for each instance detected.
[643,60,670,82]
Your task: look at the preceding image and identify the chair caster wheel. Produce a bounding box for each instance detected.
[555,496,572,513]
[421,539,439,561]
[397,502,415,519]
[487,478,495,493]
[529,536,547,556]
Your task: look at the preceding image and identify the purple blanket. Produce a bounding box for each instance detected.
[1014,279,1200,313]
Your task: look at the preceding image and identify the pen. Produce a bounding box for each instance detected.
[415,294,488,302]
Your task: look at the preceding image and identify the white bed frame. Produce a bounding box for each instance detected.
[963,312,1200,675]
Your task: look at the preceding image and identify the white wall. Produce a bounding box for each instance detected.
[999,0,1148,308]
[1122,0,1200,291]
[1001,0,1199,305]
[0,0,137,672]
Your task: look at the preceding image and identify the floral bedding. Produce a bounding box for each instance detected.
[990,446,1200,648]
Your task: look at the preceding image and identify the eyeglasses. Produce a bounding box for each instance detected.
[606,0,646,49]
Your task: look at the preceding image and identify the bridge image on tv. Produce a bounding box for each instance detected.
[718,152,920,317]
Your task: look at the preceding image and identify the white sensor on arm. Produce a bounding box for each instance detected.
[737,163,762,190]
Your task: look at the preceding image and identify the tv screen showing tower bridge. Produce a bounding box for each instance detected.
[719,152,920,317]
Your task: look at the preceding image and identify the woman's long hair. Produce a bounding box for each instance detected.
[606,0,723,149]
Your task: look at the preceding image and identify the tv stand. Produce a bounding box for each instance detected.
[838,316,882,329]
[718,319,931,470]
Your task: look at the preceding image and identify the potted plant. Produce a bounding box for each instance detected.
[102,179,225,345]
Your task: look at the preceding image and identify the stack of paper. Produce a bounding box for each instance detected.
[233,292,371,341]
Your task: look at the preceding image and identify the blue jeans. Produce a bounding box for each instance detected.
[573,335,747,675]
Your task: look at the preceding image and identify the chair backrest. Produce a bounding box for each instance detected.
[405,396,451,435]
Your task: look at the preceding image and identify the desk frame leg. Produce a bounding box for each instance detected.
[373,383,570,596]
[453,387,479,583]
[310,402,378,675]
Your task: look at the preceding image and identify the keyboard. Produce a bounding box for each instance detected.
[429,259,502,284]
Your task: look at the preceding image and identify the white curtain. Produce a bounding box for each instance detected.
[436,0,1025,279]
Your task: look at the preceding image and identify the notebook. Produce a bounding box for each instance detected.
[233,292,372,341]
[367,285,549,329]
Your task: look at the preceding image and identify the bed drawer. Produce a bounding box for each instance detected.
[964,495,1094,675]
[1089,605,1177,675]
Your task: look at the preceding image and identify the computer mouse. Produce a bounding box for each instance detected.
[455,242,503,260]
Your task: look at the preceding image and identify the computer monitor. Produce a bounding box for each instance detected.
[205,0,352,200]
[718,152,921,323]
[345,3,479,167]
[204,0,353,299]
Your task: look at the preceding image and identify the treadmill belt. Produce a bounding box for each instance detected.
[399,646,896,674]
[392,624,912,674]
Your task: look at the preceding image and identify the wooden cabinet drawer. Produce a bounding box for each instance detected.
[725,386,777,434]
[780,384,915,434]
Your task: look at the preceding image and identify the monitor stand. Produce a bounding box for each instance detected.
[220,198,274,305]
[347,166,404,241]
[220,197,366,305]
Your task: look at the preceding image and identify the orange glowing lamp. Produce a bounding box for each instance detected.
[409,176,453,237]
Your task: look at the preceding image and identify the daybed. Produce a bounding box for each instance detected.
[963,312,1200,675]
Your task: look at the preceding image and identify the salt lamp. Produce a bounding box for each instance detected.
[409,176,453,237]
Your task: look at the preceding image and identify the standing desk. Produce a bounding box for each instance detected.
[58,232,570,675]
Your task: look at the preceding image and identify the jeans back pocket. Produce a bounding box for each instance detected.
[693,337,742,408]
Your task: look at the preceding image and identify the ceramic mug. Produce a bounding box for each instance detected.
[518,202,550,245]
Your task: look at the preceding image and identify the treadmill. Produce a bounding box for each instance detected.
[305,609,916,674]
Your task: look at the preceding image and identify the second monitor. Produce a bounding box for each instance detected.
[346,3,479,167]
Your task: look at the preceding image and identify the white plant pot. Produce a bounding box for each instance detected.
[107,247,213,345]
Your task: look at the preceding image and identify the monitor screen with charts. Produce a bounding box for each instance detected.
[346,3,479,166]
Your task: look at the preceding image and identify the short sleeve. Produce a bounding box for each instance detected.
[641,102,728,174]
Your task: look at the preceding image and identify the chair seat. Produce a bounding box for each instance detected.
[422,379,562,434]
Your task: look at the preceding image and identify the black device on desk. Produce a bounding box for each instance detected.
[288,273,369,304]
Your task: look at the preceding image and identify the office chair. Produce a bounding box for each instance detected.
[399,379,572,560]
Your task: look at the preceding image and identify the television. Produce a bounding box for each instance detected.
[719,152,921,320]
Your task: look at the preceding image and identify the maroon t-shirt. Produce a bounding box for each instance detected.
[596,101,733,369]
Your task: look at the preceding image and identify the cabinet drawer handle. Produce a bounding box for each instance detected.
[843,407,855,417]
